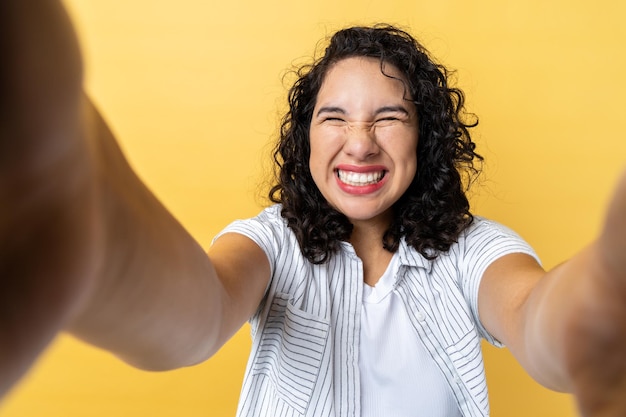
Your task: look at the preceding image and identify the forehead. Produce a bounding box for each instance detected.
[316,56,410,103]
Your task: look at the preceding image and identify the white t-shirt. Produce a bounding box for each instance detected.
[360,253,463,417]
[216,205,540,417]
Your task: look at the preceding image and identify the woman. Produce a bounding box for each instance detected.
[2,2,625,416]
[222,26,535,416]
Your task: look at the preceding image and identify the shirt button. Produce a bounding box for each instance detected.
[416,311,426,322]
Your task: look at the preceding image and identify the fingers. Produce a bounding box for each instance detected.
[0,0,93,400]
[1,0,84,172]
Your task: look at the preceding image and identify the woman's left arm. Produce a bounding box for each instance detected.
[479,170,626,417]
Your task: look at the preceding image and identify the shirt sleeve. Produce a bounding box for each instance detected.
[212,205,287,279]
[457,217,541,347]
[211,205,291,329]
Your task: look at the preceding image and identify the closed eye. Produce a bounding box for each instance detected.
[375,106,411,124]
[375,116,405,126]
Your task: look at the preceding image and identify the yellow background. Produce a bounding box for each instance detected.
[2,0,626,416]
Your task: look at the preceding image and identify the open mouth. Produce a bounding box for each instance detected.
[336,169,386,186]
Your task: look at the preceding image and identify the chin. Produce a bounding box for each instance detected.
[341,207,391,224]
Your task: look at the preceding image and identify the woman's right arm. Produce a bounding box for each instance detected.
[69,100,270,371]
[0,0,269,399]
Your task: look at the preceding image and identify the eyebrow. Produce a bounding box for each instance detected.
[315,105,410,118]
[315,106,346,117]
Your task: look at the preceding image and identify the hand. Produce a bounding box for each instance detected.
[1,0,100,399]
[564,170,626,417]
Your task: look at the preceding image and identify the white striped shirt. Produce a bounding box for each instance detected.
[216,204,538,417]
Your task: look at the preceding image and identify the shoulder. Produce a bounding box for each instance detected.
[451,216,541,281]
[243,204,286,225]
[404,216,540,283]
[462,216,522,239]
[215,204,288,240]
[456,216,538,259]
[213,204,300,272]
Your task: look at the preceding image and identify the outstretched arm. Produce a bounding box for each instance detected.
[552,171,626,416]
[1,0,95,398]
[479,170,626,417]
[0,0,269,400]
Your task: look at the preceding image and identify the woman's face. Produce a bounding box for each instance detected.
[309,56,419,228]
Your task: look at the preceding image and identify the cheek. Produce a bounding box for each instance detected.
[408,151,418,181]
[394,135,419,185]
[308,141,321,172]
[308,129,339,174]
[308,158,333,203]
[378,129,418,161]
[308,144,327,189]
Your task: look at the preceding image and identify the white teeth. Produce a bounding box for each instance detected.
[337,170,384,186]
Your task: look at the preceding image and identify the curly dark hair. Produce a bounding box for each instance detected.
[269,24,482,264]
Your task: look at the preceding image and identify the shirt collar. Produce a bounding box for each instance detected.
[338,237,433,272]
[397,237,433,272]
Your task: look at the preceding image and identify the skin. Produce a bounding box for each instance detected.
[0,0,99,397]
[309,57,419,284]
[2,2,626,416]
[309,58,419,229]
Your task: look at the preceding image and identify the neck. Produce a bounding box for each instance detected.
[349,218,394,287]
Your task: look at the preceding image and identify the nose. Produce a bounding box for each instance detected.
[343,123,379,160]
